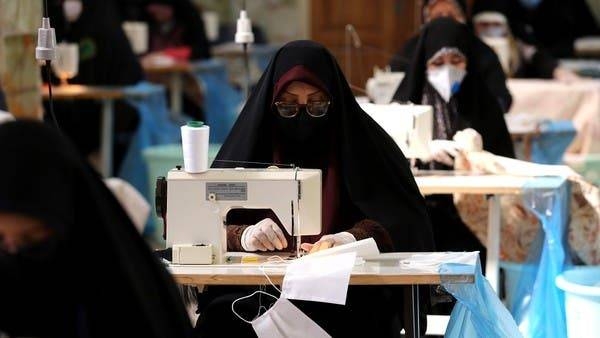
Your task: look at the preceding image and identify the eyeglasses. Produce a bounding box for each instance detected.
[274,101,331,118]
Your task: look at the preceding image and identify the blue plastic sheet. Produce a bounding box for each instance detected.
[119,82,180,204]
[531,120,576,165]
[510,177,571,338]
[443,258,523,338]
[251,45,278,71]
[191,59,243,144]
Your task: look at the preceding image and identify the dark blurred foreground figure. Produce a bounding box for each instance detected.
[0,121,193,338]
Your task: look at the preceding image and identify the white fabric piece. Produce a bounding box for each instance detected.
[400,252,479,273]
[426,65,466,102]
[281,252,356,305]
[251,297,331,338]
[104,178,150,233]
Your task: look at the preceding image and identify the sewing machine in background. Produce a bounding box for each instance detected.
[360,103,433,160]
[159,167,322,264]
[365,66,405,104]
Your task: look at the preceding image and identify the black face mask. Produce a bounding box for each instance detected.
[0,236,62,280]
[275,107,330,145]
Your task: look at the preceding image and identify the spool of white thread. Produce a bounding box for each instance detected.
[181,121,209,173]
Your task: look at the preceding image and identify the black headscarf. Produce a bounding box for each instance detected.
[49,0,143,86]
[214,40,434,253]
[394,18,515,158]
[143,0,211,60]
[392,2,513,112]
[0,121,193,338]
[507,0,599,58]
[471,0,559,79]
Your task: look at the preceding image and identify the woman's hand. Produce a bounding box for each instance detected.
[241,218,288,252]
[300,232,356,254]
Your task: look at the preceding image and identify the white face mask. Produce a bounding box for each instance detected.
[252,297,331,338]
[480,26,507,38]
[232,292,331,338]
[427,64,467,102]
[63,0,83,23]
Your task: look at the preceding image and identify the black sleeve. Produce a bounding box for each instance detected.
[529,48,558,79]
[389,35,418,72]
[180,2,211,60]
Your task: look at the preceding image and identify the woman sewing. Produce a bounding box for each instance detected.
[194,40,435,337]
[393,17,515,272]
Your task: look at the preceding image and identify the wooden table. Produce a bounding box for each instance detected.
[414,173,564,293]
[42,84,149,177]
[170,252,476,338]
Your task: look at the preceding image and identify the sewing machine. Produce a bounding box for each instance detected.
[365,67,405,104]
[359,102,433,160]
[163,167,322,264]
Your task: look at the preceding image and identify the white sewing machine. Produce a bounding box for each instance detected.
[360,102,433,160]
[164,167,322,264]
[365,67,405,104]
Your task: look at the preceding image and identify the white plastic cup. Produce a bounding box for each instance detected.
[52,42,79,84]
[181,121,209,173]
[122,21,149,55]
[202,11,220,42]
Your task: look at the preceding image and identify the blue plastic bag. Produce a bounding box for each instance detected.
[531,120,576,165]
[510,177,571,338]
[119,82,180,202]
[443,258,523,338]
[191,59,242,144]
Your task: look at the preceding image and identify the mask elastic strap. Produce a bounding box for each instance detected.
[231,290,279,324]
[260,256,289,294]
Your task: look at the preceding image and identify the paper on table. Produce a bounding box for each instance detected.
[281,252,356,305]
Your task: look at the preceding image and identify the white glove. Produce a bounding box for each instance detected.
[427,140,463,166]
[300,232,356,254]
[241,218,288,252]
